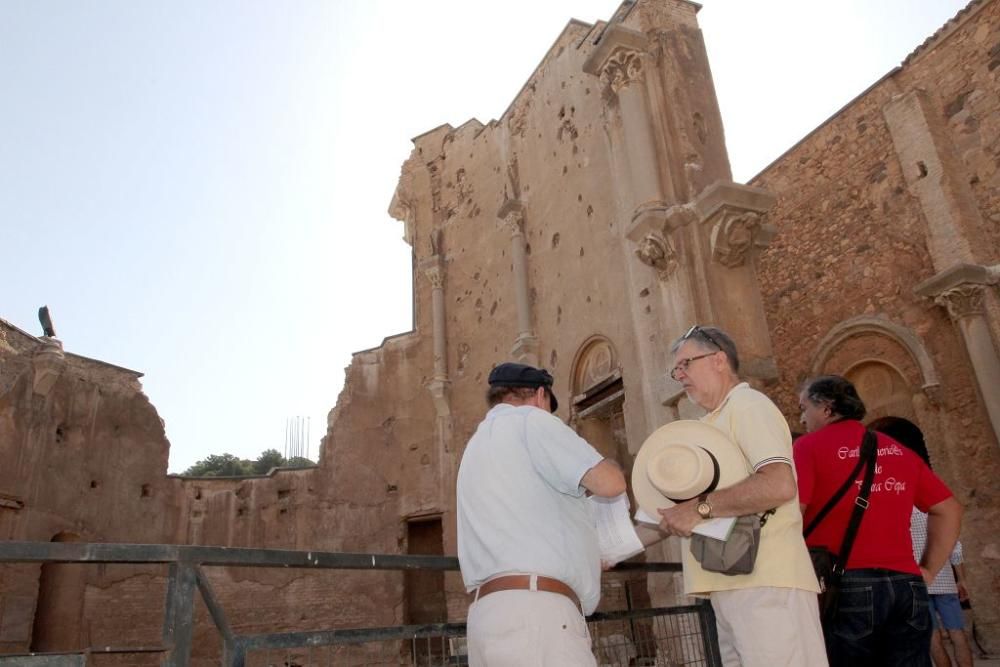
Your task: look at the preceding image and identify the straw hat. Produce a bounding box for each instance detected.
[632,420,751,518]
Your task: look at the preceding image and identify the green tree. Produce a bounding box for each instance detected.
[285,456,316,468]
[252,448,286,474]
[181,453,253,477]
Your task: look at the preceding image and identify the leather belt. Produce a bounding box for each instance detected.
[471,574,581,611]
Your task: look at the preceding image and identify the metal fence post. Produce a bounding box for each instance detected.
[695,598,722,667]
[162,562,197,667]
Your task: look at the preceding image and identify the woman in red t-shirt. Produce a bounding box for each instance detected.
[794,375,962,667]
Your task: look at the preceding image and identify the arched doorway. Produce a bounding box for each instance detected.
[810,320,956,486]
[570,336,628,475]
[31,532,85,652]
[845,360,918,423]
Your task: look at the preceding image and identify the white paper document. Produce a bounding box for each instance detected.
[691,517,737,541]
[591,493,645,565]
[633,507,737,542]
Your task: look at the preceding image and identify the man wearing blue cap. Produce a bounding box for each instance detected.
[457,362,627,666]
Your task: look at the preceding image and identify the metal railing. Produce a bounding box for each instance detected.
[0,541,720,667]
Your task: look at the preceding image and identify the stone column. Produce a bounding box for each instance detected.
[419,254,453,507]
[916,264,1000,447]
[497,202,539,366]
[423,259,448,392]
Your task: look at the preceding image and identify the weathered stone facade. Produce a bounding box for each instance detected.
[2,0,999,659]
[753,0,1000,643]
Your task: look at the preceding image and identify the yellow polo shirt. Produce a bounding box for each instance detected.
[682,383,820,596]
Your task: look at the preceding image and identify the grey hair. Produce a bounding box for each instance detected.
[670,326,740,374]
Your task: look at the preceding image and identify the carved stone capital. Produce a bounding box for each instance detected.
[935,284,987,320]
[419,256,445,290]
[914,262,1000,314]
[626,200,698,242]
[710,211,768,268]
[582,23,649,93]
[424,265,444,290]
[600,48,644,94]
[634,231,678,280]
[32,338,65,396]
[690,182,777,268]
[502,209,525,237]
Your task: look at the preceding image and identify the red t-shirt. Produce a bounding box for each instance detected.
[794,420,952,574]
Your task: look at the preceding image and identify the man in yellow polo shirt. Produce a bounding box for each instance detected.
[656,326,826,667]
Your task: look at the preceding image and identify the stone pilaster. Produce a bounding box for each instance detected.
[916,263,1000,447]
[584,25,677,442]
[497,201,540,367]
[883,89,988,273]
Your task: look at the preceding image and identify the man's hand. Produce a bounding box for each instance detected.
[657,500,701,537]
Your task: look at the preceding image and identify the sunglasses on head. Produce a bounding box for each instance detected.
[682,325,722,351]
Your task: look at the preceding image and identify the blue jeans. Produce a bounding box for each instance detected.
[825,569,931,667]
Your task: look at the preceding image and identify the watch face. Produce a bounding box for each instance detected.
[697,502,711,518]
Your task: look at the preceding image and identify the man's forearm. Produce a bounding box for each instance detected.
[707,462,797,517]
[921,497,963,580]
[635,522,669,548]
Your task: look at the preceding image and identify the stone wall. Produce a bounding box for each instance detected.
[0,319,176,653]
[754,0,1000,646]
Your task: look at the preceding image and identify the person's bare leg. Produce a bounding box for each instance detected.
[930,629,953,667]
[947,629,973,667]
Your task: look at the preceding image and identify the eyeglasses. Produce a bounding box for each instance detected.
[682,325,722,351]
[669,352,717,380]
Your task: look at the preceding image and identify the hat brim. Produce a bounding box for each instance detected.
[632,420,751,520]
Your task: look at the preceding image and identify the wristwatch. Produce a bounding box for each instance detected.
[696,494,713,519]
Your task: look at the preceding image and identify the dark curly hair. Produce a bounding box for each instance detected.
[801,375,867,421]
[869,416,932,467]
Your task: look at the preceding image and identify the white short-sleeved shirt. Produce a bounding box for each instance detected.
[457,403,605,614]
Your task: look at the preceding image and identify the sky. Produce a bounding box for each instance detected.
[1,0,969,473]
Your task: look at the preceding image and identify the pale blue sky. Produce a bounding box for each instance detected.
[1,0,968,472]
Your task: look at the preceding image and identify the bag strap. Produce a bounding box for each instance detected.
[833,430,878,574]
[803,429,876,537]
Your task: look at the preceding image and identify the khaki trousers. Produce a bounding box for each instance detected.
[710,586,829,667]
[466,589,596,667]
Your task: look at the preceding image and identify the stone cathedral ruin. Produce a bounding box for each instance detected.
[2,0,999,661]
